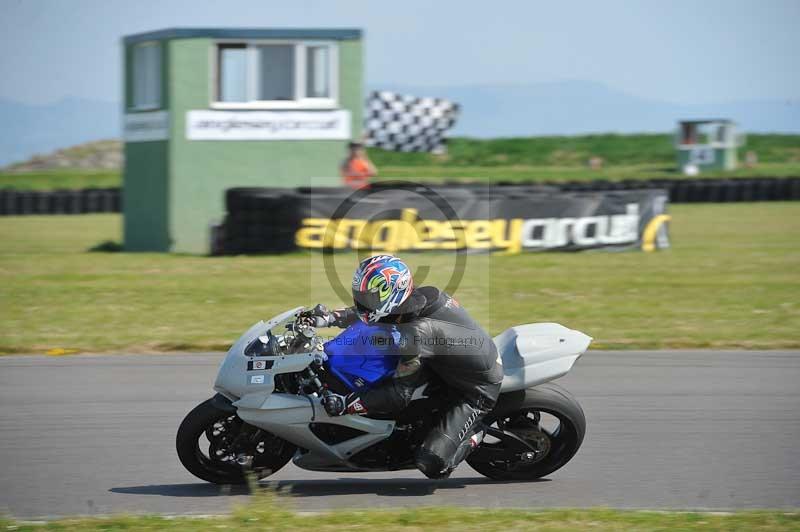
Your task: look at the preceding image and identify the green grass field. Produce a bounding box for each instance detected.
[0,169,120,191]
[375,161,800,183]
[2,488,799,531]
[1,203,798,354]
[2,133,798,190]
[2,505,798,532]
[2,162,798,191]
[371,134,800,167]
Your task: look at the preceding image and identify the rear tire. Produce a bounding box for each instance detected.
[176,397,296,485]
[467,383,586,481]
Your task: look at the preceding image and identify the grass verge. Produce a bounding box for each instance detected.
[2,499,798,531]
[0,169,120,191]
[375,162,800,183]
[0,203,798,353]
[370,134,800,168]
[2,163,799,191]
[2,134,799,190]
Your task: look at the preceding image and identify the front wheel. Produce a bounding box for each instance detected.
[467,383,586,481]
[176,395,296,484]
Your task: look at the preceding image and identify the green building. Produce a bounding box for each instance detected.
[122,28,363,253]
[674,119,743,174]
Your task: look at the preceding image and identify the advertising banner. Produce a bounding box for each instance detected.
[124,111,169,142]
[223,186,671,254]
[186,110,351,141]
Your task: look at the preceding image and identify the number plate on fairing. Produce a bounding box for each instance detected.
[247,359,275,371]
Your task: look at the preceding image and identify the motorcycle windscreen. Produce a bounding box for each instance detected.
[323,320,402,392]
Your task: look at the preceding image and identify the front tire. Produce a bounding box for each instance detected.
[176,396,296,485]
[467,383,586,481]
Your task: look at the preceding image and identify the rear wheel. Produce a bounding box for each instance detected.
[176,396,296,484]
[467,383,586,481]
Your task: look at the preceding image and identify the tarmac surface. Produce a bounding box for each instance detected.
[0,350,798,518]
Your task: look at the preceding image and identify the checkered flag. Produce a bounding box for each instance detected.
[365,91,460,153]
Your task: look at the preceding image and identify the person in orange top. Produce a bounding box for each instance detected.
[340,141,377,189]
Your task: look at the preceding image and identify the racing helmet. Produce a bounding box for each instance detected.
[351,255,425,323]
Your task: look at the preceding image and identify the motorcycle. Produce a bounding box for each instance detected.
[177,307,591,483]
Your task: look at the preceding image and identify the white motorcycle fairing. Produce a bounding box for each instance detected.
[495,323,593,392]
[212,310,592,472]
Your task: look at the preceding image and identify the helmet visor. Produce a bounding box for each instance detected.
[353,288,381,309]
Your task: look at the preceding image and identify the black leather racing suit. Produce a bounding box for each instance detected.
[334,286,503,478]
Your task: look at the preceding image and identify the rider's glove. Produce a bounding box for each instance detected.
[297,304,333,328]
[329,308,355,328]
[322,392,368,416]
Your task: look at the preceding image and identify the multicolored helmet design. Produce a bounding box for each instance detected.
[351,255,414,323]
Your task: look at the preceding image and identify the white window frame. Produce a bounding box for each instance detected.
[211,40,339,110]
[130,41,162,111]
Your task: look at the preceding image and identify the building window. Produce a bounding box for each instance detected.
[258,45,295,101]
[306,45,330,98]
[214,41,337,108]
[218,44,247,102]
[131,41,161,110]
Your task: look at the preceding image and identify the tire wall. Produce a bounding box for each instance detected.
[0,188,121,216]
[220,187,300,255]
[1,177,798,218]
[556,176,800,203]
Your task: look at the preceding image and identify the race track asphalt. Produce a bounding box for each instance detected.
[0,350,798,518]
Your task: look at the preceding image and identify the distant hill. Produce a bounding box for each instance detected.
[3,139,121,172]
[1,81,798,166]
[0,97,119,167]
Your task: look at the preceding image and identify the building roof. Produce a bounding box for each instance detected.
[124,27,362,45]
[678,119,735,125]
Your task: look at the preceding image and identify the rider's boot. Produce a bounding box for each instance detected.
[415,418,487,479]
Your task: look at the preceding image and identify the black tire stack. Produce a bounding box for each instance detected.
[556,176,800,203]
[1,176,797,218]
[218,176,800,255]
[0,188,122,216]
[221,188,300,254]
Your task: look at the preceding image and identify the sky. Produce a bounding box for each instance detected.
[0,0,798,106]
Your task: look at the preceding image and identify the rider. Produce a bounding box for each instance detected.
[300,254,503,479]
